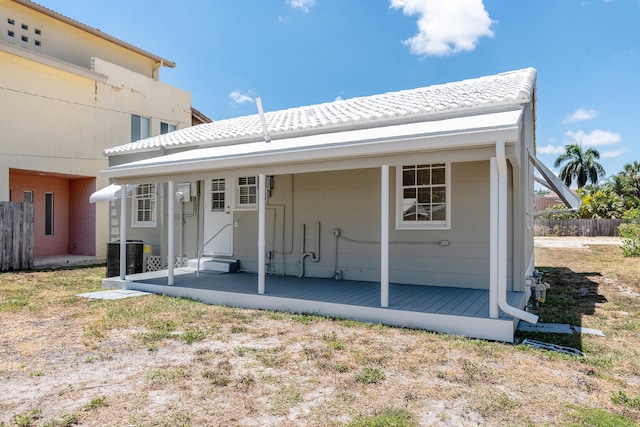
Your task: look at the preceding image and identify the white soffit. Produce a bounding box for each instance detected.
[89,184,137,203]
[102,110,523,180]
[529,154,581,210]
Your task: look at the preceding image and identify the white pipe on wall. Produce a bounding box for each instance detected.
[258,173,266,294]
[298,222,320,277]
[167,180,175,286]
[495,141,538,324]
[381,164,389,308]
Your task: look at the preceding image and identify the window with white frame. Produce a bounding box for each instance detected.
[132,183,156,227]
[131,114,150,142]
[211,178,225,211]
[160,122,176,134]
[396,163,450,229]
[237,176,257,208]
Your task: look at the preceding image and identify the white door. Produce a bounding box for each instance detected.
[203,178,233,256]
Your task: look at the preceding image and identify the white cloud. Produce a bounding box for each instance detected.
[562,107,598,123]
[537,144,566,155]
[601,148,628,158]
[565,129,621,147]
[287,0,316,13]
[390,0,495,56]
[229,91,254,105]
[334,95,343,101]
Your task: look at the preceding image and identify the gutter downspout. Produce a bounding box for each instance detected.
[495,140,538,324]
[489,159,499,318]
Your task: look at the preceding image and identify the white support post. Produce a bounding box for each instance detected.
[167,180,175,286]
[380,165,389,308]
[258,174,266,294]
[119,184,127,281]
[489,158,499,318]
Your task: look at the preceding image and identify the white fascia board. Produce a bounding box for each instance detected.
[102,109,523,180]
[0,40,108,82]
[529,153,581,210]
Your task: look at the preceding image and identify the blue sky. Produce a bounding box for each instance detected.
[41,0,639,178]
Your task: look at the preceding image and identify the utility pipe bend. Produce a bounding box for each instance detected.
[298,222,320,277]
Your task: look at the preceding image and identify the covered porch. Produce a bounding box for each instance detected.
[98,105,548,343]
[104,269,526,342]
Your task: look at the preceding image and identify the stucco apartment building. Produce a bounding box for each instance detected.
[0,0,196,261]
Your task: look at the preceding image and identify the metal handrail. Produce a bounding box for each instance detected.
[196,223,234,278]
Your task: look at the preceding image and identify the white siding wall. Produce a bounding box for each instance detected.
[226,161,515,289]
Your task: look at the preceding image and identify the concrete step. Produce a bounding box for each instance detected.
[188,257,240,273]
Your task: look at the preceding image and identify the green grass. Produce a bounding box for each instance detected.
[82,396,107,411]
[11,409,42,427]
[145,367,188,382]
[567,405,637,427]
[0,268,103,313]
[347,408,416,427]
[355,367,386,385]
[180,329,207,344]
[269,386,302,415]
[234,346,261,356]
[611,390,640,409]
[41,413,80,427]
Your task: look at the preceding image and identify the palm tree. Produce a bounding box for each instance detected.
[613,161,640,207]
[554,143,606,188]
[619,161,640,197]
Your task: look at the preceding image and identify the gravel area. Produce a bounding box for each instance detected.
[534,236,622,248]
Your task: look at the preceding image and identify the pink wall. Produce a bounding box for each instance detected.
[9,172,70,256]
[68,178,96,256]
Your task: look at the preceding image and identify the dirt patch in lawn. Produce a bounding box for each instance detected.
[1,252,640,426]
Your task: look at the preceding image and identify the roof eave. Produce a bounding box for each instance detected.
[0,39,108,81]
[102,110,524,181]
[13,0,176,68]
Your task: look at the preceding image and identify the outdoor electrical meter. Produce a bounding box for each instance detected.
[176,182,191,202]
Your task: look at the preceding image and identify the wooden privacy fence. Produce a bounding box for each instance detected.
[534,219,625,237]
[0,202,34,271]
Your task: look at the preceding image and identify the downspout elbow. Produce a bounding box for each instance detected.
[496,140,538,325]
[498,291,538,324]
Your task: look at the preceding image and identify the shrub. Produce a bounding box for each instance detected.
[622,207,640,221]
[618,223,640,257]
[580,189,625,219]
[541,204,579,220]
